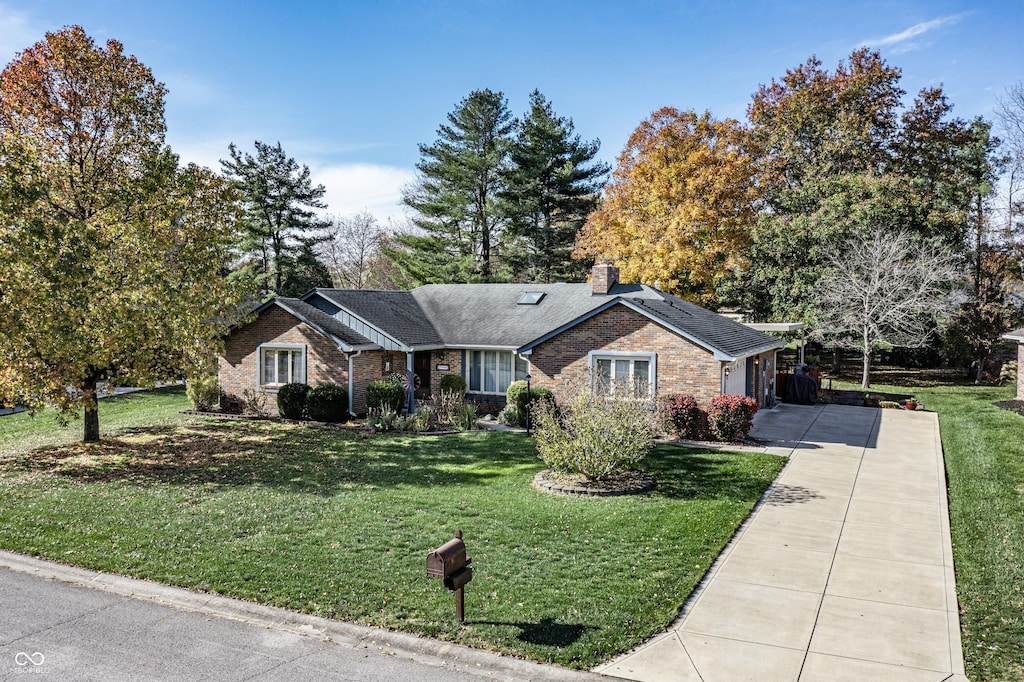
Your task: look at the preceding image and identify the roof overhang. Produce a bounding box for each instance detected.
[1002,330,1024,343]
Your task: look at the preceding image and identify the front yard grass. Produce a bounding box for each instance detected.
[0,404,783,669]
[832,375,1024,680]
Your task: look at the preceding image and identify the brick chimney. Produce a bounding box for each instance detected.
[592,258,619,295]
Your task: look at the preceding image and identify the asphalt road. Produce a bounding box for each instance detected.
[0,553,605,681]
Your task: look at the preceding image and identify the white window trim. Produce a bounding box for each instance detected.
[588,351,657,398]
[257,343,306,392]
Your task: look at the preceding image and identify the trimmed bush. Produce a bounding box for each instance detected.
[532,373,654,481]
[660,394,706,440]
[276,383,309,420]
[186,374,219,411]
[438,373,467,396]
[366,379,406,412]
[306,383,349,422]
[503,381,553,427]
[707,394,758,442]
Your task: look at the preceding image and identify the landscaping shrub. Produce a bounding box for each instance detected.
[503,381,554,427]
[368,404,400,432]
[438,373,467,396]
[240,388,268,417]
[366,379,406,412]
[707,394,757,441]
[306,383,349,422]
[532,373,654,481]
[276,383,309,420]
[659,393,706,439]
[186,375,219,411]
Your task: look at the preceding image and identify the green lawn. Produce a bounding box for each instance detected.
[832,376,1024,680]
[0,393,783,669]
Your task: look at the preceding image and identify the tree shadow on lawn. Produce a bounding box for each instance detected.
[643,444,784,502]
[0,421,538,494]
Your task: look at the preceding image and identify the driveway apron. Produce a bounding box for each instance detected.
[595,403,967,682]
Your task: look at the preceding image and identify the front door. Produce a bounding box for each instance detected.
[414,351,432,398]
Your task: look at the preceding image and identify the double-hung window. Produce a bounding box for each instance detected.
[590,352,656,400]
[259,344,305,389]
[467,350,529,394]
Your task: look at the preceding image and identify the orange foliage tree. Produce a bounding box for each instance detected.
[573,108,762,306]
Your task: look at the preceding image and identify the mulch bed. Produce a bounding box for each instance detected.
[533,469,655,497]
[993,399,1024,416]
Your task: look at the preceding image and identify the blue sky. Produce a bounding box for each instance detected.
[2,1,1022,223]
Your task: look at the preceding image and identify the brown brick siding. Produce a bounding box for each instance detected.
[219,306,349,416]
[527,305,777,409]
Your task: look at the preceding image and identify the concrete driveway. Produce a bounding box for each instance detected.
[596,403,967,682]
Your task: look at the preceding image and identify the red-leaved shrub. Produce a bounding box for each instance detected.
[707,394,758,442]
[660,394,707,439]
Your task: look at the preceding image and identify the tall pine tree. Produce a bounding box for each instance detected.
[221,140,331,297]
[502,90,609,282]
[393,89,514,283]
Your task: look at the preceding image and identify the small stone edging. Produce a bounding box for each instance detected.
[532,469,655,497]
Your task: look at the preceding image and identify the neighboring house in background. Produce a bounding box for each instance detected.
[219,262,784,416]
[1002,328,1024,400]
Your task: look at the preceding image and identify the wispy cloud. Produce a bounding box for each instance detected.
[860,13,969,53]
[0,4,42,62]
[314,163,416,226]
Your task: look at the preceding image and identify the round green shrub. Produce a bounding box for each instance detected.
[186,374,219,411]
[366,379,406,412]
[276,382,309,420]
[306,383,349,422]
[438,373,467,396]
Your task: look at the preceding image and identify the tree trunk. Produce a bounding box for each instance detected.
[975,351,986,384]
[861,330,871,389]
[831,347,843,374]
[82,375,101,442]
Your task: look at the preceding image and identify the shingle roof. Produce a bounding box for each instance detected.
[296,282,782,361]
[274,298,375,350]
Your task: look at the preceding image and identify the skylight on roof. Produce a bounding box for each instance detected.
[517,292,545,305]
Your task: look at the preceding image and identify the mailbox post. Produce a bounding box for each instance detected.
[426,529,472,622]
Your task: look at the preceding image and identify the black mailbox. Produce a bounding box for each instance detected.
[426,530,472,622]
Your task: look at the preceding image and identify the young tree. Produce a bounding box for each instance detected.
[0,26,247,442]
[574,108,761,306]
[393,89,514,283]
[812,230,960,388]
[221,140,331,296]
[501,90,609,283]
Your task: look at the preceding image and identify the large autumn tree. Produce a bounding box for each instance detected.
[0,26,246,441]
[221,140,331,297]
[744,49,974,321]
[501,90,609,283]
[574,108,761,306]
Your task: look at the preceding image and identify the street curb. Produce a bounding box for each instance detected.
[0,549,607,681]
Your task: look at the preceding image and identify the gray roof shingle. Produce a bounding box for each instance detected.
[301,283,781,360]
[274,298,375,350]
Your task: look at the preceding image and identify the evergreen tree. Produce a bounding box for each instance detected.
[221,140,330,296]
[392,89,514,283]
[502,90,609,282]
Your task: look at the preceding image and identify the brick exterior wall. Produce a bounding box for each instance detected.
[428,349,463,396]
[527,305,776,409]
[219,306,349,416]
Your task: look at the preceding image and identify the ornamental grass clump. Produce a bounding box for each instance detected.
[707,394,757,441]
[532,373,654,481]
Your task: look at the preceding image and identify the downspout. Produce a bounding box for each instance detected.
[347,349,362,418]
